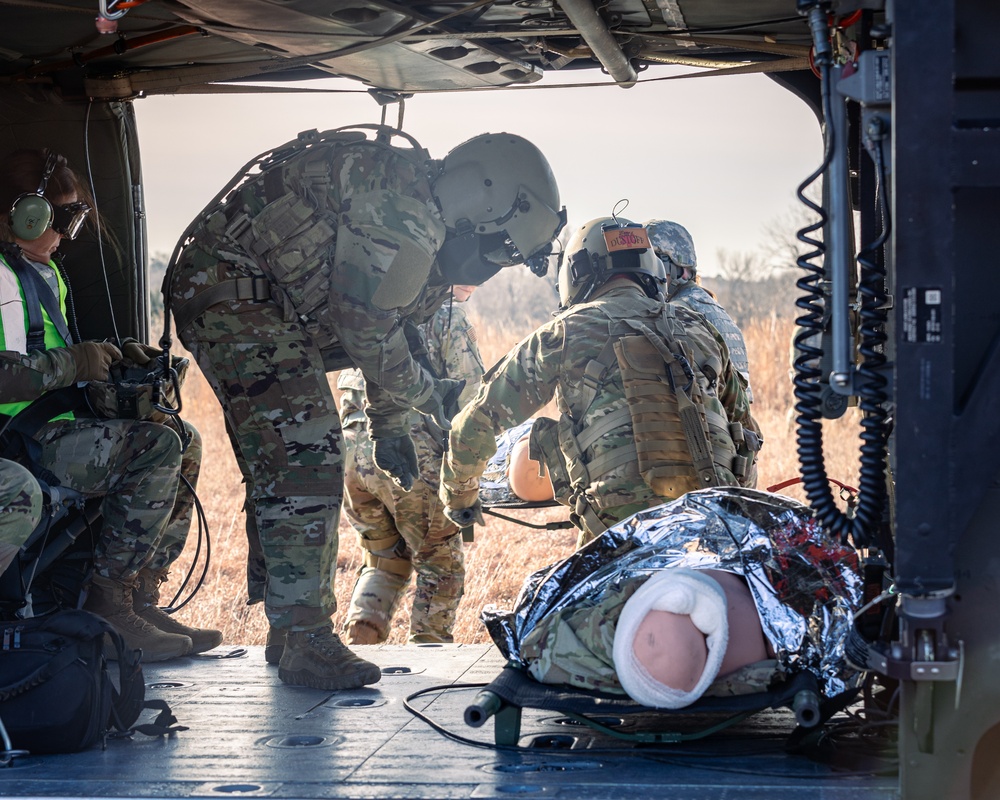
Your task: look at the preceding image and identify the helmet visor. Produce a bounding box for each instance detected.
[52,201,91,239]
[479,232,524,268]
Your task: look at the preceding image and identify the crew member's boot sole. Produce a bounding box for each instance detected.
[278,663,382,690]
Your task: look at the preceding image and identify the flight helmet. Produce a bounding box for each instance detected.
[433,133,565,285]
[558,216,665,309]
[644,219,697,283]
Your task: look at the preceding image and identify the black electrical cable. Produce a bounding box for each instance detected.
[164,471,211,613]
[791,7,890,549]
[403,682,894,778]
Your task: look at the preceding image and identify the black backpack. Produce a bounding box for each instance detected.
[0,609,184,754]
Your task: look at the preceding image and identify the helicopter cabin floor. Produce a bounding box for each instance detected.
[0,644,898,799]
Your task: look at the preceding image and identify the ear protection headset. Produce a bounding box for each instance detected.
[9,151,59,241]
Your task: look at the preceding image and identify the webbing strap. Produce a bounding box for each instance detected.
[664,338,719,487]
[4,249,72,348]
[575,406,632,452]
[171,275,272,333]
[363,552,412,578]
[358,533,402,553]
[585,444,640,478]
[578,336,619,421]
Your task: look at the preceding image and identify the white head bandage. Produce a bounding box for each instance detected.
[612,568,729,709]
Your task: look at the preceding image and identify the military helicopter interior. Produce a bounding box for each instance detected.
[1,2,999,799]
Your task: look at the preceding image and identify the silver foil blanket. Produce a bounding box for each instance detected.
[482,487,865,698]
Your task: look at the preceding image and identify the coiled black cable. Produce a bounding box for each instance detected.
[792,11,890,548]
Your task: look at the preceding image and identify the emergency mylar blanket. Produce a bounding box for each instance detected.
[482,487,864,699]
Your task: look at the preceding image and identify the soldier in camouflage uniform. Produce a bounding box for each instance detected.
[0,148,218,659]
[0,458,41,575]
[166,127,562,690]
[442,217,760,548]
[645,219,754,402]
[338,287,484,644]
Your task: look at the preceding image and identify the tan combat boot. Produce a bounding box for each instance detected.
[344,619,382,646]
[265,625,285,665]
[133,567,223,654]
[278,625,382,690]
[84,573,192,662]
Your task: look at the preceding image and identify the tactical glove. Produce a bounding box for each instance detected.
[68,341,122,382]
[120,339,162,367]
[373,434,420,491]
[415,378,466,431]
[443,500,485,529]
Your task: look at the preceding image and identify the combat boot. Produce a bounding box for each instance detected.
[344,619,382,646]
[133,567,223,654]
[265,625,285,665]
[278,625,382,690]
[84,574,192,662]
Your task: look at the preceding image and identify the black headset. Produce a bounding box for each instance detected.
[9,151,59,241]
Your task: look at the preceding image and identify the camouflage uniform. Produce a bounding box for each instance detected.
[0,458,41,575]
[168,135,453,631]
[0,252,197,583]
[339,299,484,642]
[645,219,753,402]
[670,283,754,403]
[442,280,758,546]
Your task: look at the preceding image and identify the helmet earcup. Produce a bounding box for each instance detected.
[9,193,53,241]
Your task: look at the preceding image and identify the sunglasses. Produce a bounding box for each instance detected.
[51,201,91,239]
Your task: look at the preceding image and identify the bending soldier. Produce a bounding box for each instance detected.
[0,148,217,659]
[442,216,761,548]
[167,127,562,689]
[645,219,754,402]
[337,286,484,646]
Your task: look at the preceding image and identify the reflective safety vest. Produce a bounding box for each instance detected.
[0,251,71,418]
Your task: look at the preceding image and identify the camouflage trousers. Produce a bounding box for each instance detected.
[0,458,42,575]
[34,416,194,580]
[343,426,465,642]
[147,421,202,574]
[172,254,343,630]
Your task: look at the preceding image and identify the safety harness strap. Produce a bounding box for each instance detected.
[0,245,72,348]
[171,275,272,333]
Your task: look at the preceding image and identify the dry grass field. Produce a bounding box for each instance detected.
[166,308,863,646]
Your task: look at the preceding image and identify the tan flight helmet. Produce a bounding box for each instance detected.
[644,219,698,287]
[432,132,565,285]
[558,216,666,309]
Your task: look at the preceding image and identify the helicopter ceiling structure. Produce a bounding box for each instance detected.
[0,0,815,99]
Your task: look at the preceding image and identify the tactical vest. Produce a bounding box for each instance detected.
[172,126,439,337]
[670,282,753,402]
[529,302,759,536]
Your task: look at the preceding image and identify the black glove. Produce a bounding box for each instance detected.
[373,434,419,491]
[443,500,485,529]
[415,378,466,431]
[67,341,122,382]
[120,339,162,367]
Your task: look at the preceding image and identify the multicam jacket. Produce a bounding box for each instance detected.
[339,298,485,487]
[442,280,758,536]
[670,281,753,402]
[174,130,450,438]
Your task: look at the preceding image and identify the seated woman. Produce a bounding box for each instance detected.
[482,486,864,708]
[0,148,218,658]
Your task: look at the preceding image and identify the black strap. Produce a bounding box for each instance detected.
[0,639,83,700]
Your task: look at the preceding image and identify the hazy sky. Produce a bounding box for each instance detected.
[133,66,822,277]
